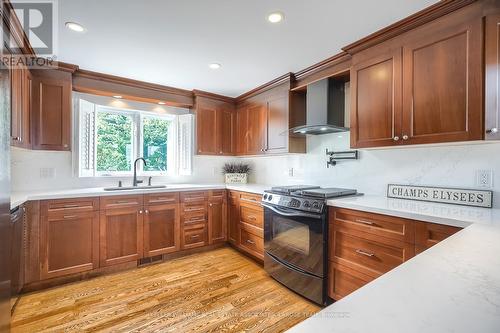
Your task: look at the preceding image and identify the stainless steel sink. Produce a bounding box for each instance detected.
[103,185,167,191]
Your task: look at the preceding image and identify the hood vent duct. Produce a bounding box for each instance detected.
[291,77,350,135]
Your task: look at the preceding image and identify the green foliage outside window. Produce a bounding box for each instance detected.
[143,117,170,172]
[96,112,133,172]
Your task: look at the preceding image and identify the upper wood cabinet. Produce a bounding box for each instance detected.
[31,69,72,151]
[485,13,500,141]
[194,92,236,155]
[350,6,483,148]
[10,65,31,148]
[236,77,306,155]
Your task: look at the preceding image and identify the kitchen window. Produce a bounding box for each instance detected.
[75,96,193,177]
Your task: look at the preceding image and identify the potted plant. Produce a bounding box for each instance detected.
[222,163,251,184]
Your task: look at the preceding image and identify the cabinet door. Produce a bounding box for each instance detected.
[217,105,235,155]
[100,207,144,267]
[40,211,99,279]
[350,48,403,148]
[196,104,217,155]
[236,106,248,155]
[266,95,288,153]
[402,16,482,144]
[228,196,240,245]
[10,66,22,146]
[144,203,180,257]
[21,68,32,147]
[415,222,461,254]
[246,104,267,154]
[208,197,226,244]
[31,73,72,151]
[486,14,500,140]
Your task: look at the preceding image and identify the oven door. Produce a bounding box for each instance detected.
[263,203,326,277]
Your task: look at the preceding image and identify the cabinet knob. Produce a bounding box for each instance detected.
[393,136,400,142]
[12,137,20,141]
[145,210,149,214]
[402,135,409,140]
[487,127,499,134]
[139,210,143,214]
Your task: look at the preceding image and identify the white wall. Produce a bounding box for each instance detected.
[12,133,500,208]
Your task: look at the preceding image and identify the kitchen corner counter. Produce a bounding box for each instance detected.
[288,222,500,333]
[10,183,270,209]
[327,195,500,228]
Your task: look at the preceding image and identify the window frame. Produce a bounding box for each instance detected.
[86,104,177,178]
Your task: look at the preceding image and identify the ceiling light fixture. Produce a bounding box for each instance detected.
[209,63,221,70]
[267,12,284,23]
[65,22,86,32]
[113,95,122,99]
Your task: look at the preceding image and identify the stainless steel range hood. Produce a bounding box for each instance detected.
[291,78,349,135]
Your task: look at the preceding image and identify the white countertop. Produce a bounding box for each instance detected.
[288,222,500,333]
[10,183,270,209]
[327,195,500,228]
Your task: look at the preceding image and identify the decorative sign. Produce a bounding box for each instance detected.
[387,184,493,208]
[225,173,248,184]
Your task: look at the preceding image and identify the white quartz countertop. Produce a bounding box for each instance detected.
[10,183,270,209]
[288,222,500,333]
[327,195,500,228]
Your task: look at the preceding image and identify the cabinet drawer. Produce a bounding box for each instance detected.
[228,190,240,200]
[415,221,461,249]
[328,262,374,301]
[100,195,143,210]
[209,190,226,200]
[239,192,262,209]
[182,225,207,249]
[144,192,179,205]
[240,226,264,257]
[331,208,415,243]
[182,212,207,226]
[41,197,99,216]
[182,202,207,214]
[240,206,263,229]
[180,191,208,203]
[330,228,414,278]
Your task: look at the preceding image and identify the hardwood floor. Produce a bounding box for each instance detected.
[12,247,320,332]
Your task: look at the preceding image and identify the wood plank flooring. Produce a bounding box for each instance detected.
[12,247,319,332]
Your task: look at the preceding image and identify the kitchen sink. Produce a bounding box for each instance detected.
[103,185,167,191]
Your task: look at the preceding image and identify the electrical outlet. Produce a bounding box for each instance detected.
[475,170,493,188]
[40,167,56,179]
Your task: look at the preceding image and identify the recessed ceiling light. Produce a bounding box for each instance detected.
[158,101,166,105]
[65,22,86,32]
[113,95,122,99]
[268,12,284,23]
[209,63,221,70]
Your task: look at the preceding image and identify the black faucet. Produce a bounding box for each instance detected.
[133,157,147,187]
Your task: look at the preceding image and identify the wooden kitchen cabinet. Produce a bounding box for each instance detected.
[40,203,99,279]
[485,14,500,141]
[100,199,144,267]
[10,65,31,148]
[328,262,374,301]
[194,92,236,155]
[208,190,227,244]
[236,106,248,155]
[31,69,72,151]
[350,6,483,148]
[143,203,180,257]
[180,191,208,249]
[246,103,267,154]
[228,191,240,245]
[266,95,289,153]
[415,221,461,254]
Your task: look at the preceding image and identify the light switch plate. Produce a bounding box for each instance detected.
[475,170,493,188]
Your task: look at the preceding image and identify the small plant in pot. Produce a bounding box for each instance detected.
[222,163,251,184]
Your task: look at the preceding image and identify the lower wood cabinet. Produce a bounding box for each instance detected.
[143,203,180,257]
[328,207,462,301]
[208,191,227,244]
[100,206,144,267]
[40,210,99,279]
[228,194,240,245]
[181,224,208,250]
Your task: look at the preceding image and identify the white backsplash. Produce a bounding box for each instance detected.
[12,133,500,208]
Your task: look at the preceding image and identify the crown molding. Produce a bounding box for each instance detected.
[342,0,478,54]
[236,72,293,102]
[193,90,236,104]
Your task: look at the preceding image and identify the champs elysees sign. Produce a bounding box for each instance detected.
[387,184,493,208]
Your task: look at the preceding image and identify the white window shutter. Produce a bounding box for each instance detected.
[79,99,96,177]
[177,113,193,176]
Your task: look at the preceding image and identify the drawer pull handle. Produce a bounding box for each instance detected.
[156,198,175,202]
[246,239,255,245]
[185,208,204,212]
[186,219,205,224]
[247,215,257,221]
[185,197,205,202]
[356,249,375,257]
[241,198,258,203]
[63,204,80,208]
[63,215,77,219]
[116,200,132,204]
[356,219,374,226]
[191,235,200,239]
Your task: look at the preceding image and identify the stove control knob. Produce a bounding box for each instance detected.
[263,194,268,200]
[312,202,320,209]
[303,201,311,208]
[268,195,273,201]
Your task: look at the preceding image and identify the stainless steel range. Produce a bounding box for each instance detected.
[262,185,358,305]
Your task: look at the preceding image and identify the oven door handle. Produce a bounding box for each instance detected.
[262,203,322,220]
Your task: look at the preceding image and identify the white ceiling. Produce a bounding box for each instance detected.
[58,0,438,97]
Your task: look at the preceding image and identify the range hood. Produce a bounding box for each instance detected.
[291,78,350,135]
